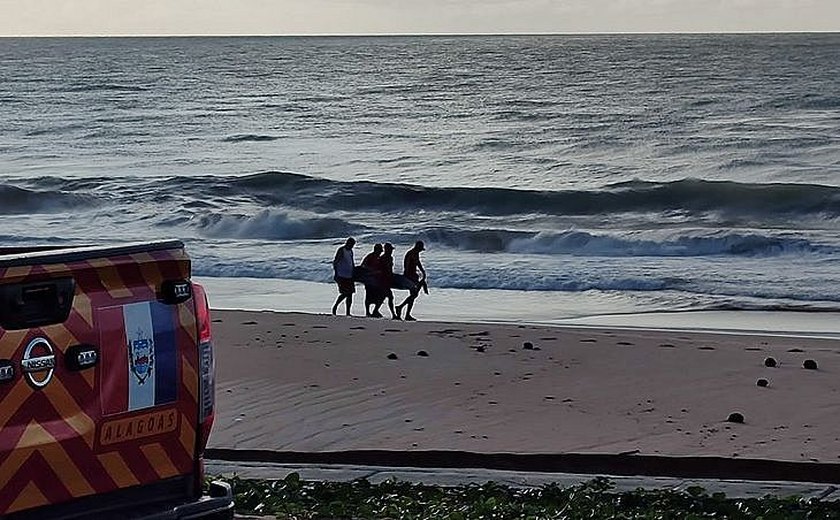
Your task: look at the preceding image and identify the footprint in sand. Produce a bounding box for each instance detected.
[313,325,327,329]
[540,337,558,341]
[788,348,805,353]
[242,321,258,325]
[385,329,403,333]
[468,331,490,337]
[350,326,366,330]
[659,343,676,348]
[283,323,295,327]
[212,319,223,323]
[580,339,597,343]
[617,341,634,346]
[698,346,715,350]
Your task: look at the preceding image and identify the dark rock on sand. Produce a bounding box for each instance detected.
[757,378,769,387]
[727,412,745,424]
[417,350,429,357]
[803,359,818,370]
[387,353,398,360]
[764,357,777,367]
[523,342,534,350]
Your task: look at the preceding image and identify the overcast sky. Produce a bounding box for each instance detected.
[0,0,838,36]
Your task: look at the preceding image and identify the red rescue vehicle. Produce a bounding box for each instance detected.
[0,241,233,519]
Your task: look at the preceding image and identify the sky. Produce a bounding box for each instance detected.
[0,0,838,36]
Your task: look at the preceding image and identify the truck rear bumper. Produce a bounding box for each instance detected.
[3,478,234,520]
[141,481,234,520]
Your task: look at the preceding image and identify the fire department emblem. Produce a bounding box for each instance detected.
[128,329,155,384]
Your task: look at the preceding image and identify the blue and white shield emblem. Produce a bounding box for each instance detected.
[128,328,155,385]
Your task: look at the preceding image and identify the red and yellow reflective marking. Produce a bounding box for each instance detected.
[0,247,201,515]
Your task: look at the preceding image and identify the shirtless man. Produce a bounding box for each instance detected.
[395,240,426,321]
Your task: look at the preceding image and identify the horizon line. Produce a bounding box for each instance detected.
[0,30,838,38]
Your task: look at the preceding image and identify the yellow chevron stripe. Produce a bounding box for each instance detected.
[0,444,31,490]
[178,303,197,343]
[44,379,96,449]
[3,265,33,281]
[97,451,141,488]
[13,421,95,497]
[41,323,95,389]
[179,419,196,458]
[41,263,70,275]
[74,289,94,327]
[87,258,133,299]
[0,381,31,430]
[43,322,80,350]
[141,443,180,479]
[0,329,28,357]
[8,481,48,514]
[132,252,165,295]
[182,355,198,402]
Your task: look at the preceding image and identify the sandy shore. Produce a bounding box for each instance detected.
[209,310,840,464]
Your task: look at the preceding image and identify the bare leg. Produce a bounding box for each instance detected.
[332,294,345,315]
[386,293,397,319]
[401,288,420,321]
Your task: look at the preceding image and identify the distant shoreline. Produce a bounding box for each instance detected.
[2,31,839,39]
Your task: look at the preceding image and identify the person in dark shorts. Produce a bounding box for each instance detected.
[331,237,356,316]
[396,240,426,321]
[361,243,384,317]
[372,242,399,320]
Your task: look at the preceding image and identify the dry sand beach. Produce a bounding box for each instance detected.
[209,310,840,469]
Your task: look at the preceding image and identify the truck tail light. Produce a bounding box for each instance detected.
[192,283,215,456]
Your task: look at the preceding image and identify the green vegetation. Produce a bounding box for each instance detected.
[217,473,840,519]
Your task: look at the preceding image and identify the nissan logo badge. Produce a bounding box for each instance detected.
[21,337,56,389]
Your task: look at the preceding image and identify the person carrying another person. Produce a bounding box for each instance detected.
[396,240,426,321]
[361,243,384,317]
[331,237,356,316]
[371,242,399,320]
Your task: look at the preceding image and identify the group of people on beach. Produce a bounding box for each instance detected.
[331,237,427,321]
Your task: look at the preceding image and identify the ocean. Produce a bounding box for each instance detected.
[1,34,839,321]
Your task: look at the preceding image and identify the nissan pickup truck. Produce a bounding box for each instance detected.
[0,241,233,519]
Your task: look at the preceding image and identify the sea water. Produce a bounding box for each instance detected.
[1,34,839,320]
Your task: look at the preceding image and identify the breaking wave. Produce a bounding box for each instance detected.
[0,184,99,215]
[192,210,365,240]
[222,172,840,219]
[419,228,831,257]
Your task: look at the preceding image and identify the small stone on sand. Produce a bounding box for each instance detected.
[757,378,769,387]
[764,357,777,367]
[387,353,398,360]
[417,350,429,357]
[803,359,818,370]
[727,412,745,424]
[523,342,534,350]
